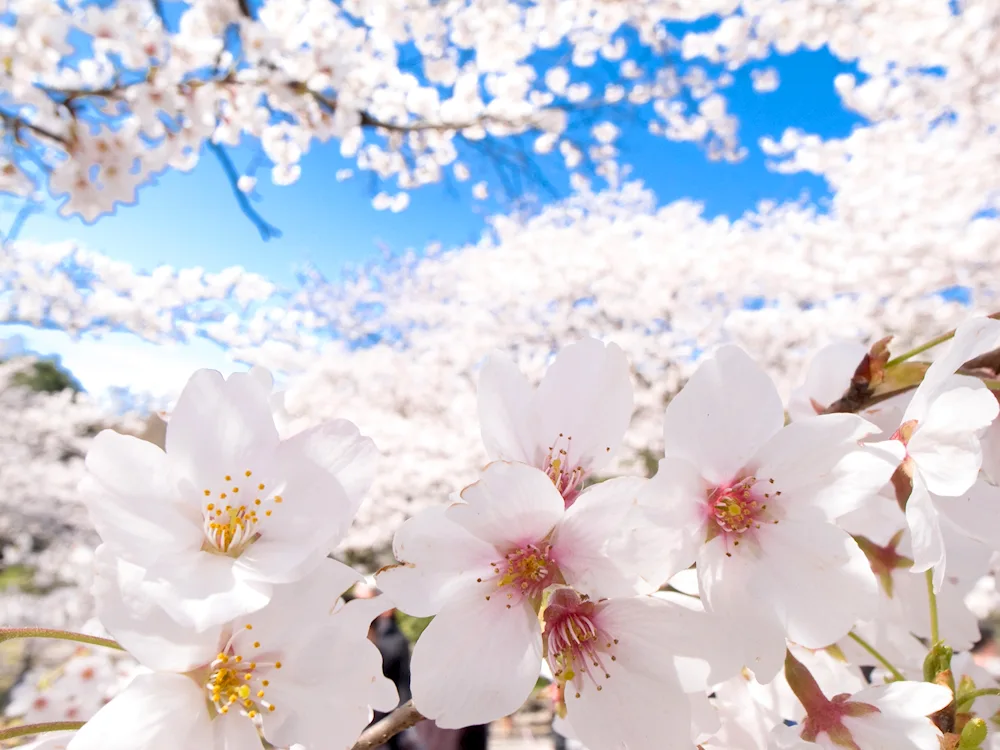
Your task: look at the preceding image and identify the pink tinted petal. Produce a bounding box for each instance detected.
[908,381,998,496]
[553,476,651,598]
[67,673,212,750]
[377,506,497,617]
[610,457,708,592]
[533,338,633,474]
[753,415,903,520]
[754,518,877,648]
[448,462,565,549]
[409,590,542,728]
[478,351,534,464]
[663,345,784,485]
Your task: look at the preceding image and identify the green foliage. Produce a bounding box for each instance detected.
[9,360,82,394]
[0,564,36,591]
[394,611,433,644]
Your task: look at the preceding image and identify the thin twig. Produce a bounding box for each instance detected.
[350,701,425,750]
[0,721,85,742]
[207,142,282,240]
[0,627,124,651]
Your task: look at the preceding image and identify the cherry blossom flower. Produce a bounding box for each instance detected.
[624,345,903,679]
[376,460,656,727]
[477,337,632,506]
[67,553,396,750]
[771,652,952,750]
[891,317,1000,588]
[81,368,377,629]
[540,587,720,750]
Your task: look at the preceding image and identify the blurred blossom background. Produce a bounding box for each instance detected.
[1,0,1000,746]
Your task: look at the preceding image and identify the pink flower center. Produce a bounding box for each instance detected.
[543,589,617,700]
[709,476,766,533]
[481,543,558,607]
[706,475,781,552]
[543,433,586,508]
[800,693,880,750]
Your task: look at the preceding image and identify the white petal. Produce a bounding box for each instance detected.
[753,415,904,520]
[235,440,354,583]
[448,462,565,549]
[754,518,877,648]
[376,506,497,617]
[612,457,708,590]
[213,712,263,750]
[533,338,633,473]
[93,546,220,672]
[166,369,279,489]
[83,431,202,566]
[905,317,1000,423]
[663,345,784,485]
[908,381,998,496]
[244,558,362,647]
[935,479,1000,549]
[19,732,77,750]
[564,599,692,750]
[67,673,212,750]
[906,477,946,580]
[553,476,653,598]
[767,724,812,750]
[409,589,542,728]
[850,680,952,719]
[140,552,272,631]
[788,342,868,421]
[697,537,787,681]
[477,350,534,463]
[262,595,397,750]
[276,419,378,514]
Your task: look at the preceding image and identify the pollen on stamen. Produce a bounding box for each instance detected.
[203,489,211,496]
[225,475,232,481]
[245,470,252,477]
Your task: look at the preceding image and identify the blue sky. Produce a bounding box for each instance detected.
[2,43,863,397]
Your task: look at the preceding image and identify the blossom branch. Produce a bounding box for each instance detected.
[349,701,425,750]
[847,632,905,681]
[207,142,282,241]
[0,626,125,651]
[0,721,86,742]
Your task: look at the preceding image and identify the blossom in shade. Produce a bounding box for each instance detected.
[81,368,378,629]
[770,650,951,750]
[67,552,396,750]
[477,337,632,506]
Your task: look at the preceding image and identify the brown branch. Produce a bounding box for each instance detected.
[350,701,425,750]
[0,109,68,145]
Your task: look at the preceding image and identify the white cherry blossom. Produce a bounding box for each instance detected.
[81,367,377,629]
[625,345,903,679]
[68,553,396,750]
[478,337,632,505]
[376,460,653,727]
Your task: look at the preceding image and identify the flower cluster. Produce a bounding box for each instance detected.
[8,366,398,750]
[6,318,1000,750]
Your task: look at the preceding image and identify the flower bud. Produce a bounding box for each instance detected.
[959,717,988,750]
